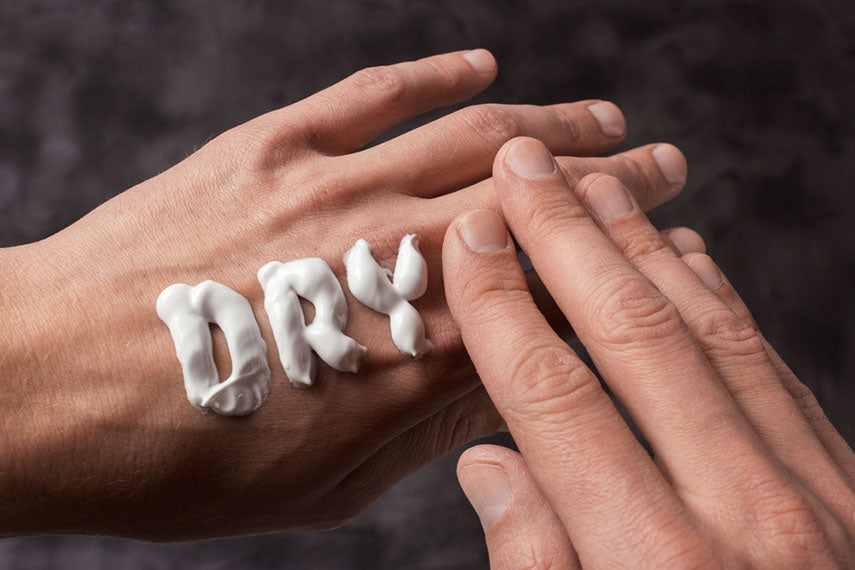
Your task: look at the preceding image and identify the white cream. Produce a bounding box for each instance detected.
[258,258,366,386]
[156,280,270,416]
[344,234,432,357]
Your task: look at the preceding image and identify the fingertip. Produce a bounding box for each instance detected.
[442,208,514,317]
[651,143,687,195]
[457,457,513,532]
[587,100,626,139]
[462,48,497,75]
[683,252,724,290]
[493,136,525,173]
[662,227,706,255]
[500,137,557,180]
[456,209,510,253]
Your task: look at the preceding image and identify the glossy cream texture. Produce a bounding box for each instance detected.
[344,234,432,357]
[156,280,270,415]
[258,258,366,386]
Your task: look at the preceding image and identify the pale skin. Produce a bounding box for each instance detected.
[0,50,690,540]
[446,138,855,568]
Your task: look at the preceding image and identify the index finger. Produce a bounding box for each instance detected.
[442,209,696,566]
[284,50,498,154]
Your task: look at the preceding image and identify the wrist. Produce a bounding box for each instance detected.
[0,243,58,534]
[0,241,135,536]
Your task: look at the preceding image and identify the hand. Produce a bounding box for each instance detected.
[0,51,685,540]
[443,137,855,567]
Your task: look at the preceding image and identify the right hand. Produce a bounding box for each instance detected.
[0,51,687,540]
[444,137,854,568]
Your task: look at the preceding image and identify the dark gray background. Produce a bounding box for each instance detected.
[1,1,853,568]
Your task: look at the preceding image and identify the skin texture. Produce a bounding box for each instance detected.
[445,138,855,568]
[0,51,688,540]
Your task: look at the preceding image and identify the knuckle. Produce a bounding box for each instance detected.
[505,344,600,420]
[751,488,831,562]
[525,194,588,237]
[590,278,685,348]
[642,530,718,569]
[424,57,466,91]
[552,105,584,144]
[459,104,520,145]
[349,65,406,103]
[617,153,657,201]
[618,229,673,262]
[694,309,766,358]
[216,120,310,176]
[456,264,530,326]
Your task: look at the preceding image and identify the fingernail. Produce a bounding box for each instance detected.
[463,49,496,74]
[587,101,626,138]
[506,138,556,179]
[664,227,705,255]
[652,144,687,189]
[585,176,634,220]
[459,463,512,531]
[688,254,723,290]
[460,209,509,252]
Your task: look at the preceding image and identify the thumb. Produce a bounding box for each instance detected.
[458,445,579,570]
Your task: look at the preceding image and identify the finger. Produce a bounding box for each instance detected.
[526,227,704,342]
[661,227,706,256]
[283,50,497,155]
[433,142,686,215]
[683,253,855,482]
[325,385,503,525]
[458,445,580,570]
[493,138,777,501]
[353,100,625,197]
[577,174,854,509]
[442,208,699,565]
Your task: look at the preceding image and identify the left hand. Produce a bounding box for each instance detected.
[443,137,855,568]
[0,51,689,540]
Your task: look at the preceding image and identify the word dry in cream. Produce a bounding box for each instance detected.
[156,280,270,416]
[158,233,431,415]
[344,234,432,358]
[258,258,366,386]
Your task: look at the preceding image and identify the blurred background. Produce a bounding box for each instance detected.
[1,0,853,568]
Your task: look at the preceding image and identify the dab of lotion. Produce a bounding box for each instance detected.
[156,280,270,416]
[344,234,432,357]
[258,258,366,386]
